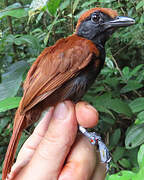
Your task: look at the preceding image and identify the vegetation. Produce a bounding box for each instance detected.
[0,0,144,179]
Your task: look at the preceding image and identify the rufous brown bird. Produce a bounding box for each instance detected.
[2,7,135,180]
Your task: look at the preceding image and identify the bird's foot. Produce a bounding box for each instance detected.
[79,126,111,171]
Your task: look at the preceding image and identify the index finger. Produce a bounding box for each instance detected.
[76,101,99,128]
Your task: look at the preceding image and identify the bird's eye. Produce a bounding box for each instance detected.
[92,14,100,23]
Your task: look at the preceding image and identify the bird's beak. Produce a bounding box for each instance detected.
[104,16,135,30]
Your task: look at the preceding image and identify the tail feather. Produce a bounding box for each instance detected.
[2,110,24,180]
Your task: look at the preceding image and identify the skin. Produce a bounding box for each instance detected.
[7,101,106,180]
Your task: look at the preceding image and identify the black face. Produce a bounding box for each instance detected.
[77,10,135,46]
[77,11,111,41]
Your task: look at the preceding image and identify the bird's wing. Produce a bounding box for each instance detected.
[20,35,99,113]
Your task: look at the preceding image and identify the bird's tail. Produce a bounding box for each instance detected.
[2,109,24,180]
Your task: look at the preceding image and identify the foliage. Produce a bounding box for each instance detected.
[0,0,143,179]
[107,144,144,180]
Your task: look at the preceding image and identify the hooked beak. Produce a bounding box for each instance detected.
[104,16,135,30]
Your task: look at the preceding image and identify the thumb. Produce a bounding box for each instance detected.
[15,101,78,180]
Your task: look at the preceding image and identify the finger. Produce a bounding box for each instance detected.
[75,101,99,128]
[8,108,53,180]
[59,134,97,180]
[15,101,78,180]
[92,152,107,180]
[92,163,107,180]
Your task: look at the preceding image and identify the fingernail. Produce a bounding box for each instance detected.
[53,102,68,120]
[85,103,99,117]
[86,104,96,111]
[83,102,96,111]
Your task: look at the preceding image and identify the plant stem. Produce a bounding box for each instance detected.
[71,1,74,33]
[4,0,17,62]
[111,55,124,78]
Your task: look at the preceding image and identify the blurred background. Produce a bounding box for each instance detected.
[0,0,144,179]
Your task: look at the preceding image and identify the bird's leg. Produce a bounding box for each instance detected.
[79,126,111,171]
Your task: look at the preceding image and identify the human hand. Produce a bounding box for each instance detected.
[7,101,106,180]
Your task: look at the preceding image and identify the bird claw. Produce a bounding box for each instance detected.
[79,126,111,171]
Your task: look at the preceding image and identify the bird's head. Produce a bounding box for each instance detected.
[76,8,135,46]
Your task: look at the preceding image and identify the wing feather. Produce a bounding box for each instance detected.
[20,35,99,113]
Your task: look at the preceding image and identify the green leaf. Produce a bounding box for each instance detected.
[6,34,39,49]
[107,170,135,180]
[0,97,21,112]
[129,98,144,113]
[108,99,132,117]
[88,93,132,117]
[60,0,70,10]
[134,167,144,180]
[130,64,144,78]
[105,57,114,69]
[47,0,61,16]
[110,128,121,147]
[122,64,144,82]
[135,111,144,125]
[125,148,139,168]
[101,115,115,125]
[95,106,115,118]
[0,117,10,133]
[44,13,59,44]
[140,14,144,24]
[118,158,131,169]
[94,93,112,105]
[120,80,143,93]
[0,61,28,101]
[125,124,144,149]
[90,93,115,118]
[122,66,130,81]
[91,86,105,93]
[4,2,21,10]
[103,77,119,88]
[0,3,29,19]
[14,35,41,56]
[73,0,80,14]
[138,144,144,168]
[136,1,144,10]
[5,34,15,44]
[113,146,125,162]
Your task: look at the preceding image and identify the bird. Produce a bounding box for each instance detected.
[2,7,135,180]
